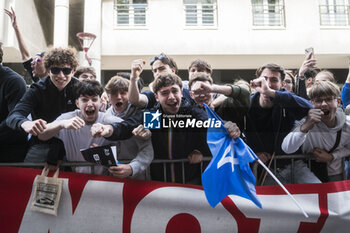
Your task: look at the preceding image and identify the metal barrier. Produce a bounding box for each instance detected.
[252,154,348,185]
[0,155,348,185]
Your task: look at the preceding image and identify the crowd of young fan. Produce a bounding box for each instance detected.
[1,8,350,185]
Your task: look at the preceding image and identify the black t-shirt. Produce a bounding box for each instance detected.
[254,106,275,154]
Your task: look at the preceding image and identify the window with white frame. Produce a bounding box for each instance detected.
[251,0,285,27]
[114,0,147,27]
[319,0,350,26]
[183,0,217,27]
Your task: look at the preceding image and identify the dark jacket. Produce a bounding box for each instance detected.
[295,76,310,100]
[107,98,211,184]
[214,84,251,127]
[244,89,311,163]
[6,76,79,131]
[0,65,28,161]
[6,76,79,163]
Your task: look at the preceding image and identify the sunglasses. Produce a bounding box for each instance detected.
[50,67,73,75]
[150,53,175,68]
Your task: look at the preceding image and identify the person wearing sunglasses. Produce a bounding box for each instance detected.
[5,8,48,83]
[6,47,80,170]
[282,81,350,182]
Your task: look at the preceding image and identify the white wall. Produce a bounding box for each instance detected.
[2,0,47,62]
[101,0,350,70]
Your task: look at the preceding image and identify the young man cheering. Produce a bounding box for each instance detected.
[38,80,153,179]
[6,47,80,167]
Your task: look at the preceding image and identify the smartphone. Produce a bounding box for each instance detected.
[305,47,314,58]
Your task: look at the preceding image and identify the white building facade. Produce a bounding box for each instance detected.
[2,0,350,83]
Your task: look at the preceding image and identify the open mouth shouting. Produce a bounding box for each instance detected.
[115,101,123,108]
[113,100,127,114]
[321,109,330,116]
[165,101,179,114]
[84,107,98,124]
[85,108,96,116]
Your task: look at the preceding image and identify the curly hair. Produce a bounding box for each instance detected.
[43,46,79,70]
[152,73,182,94]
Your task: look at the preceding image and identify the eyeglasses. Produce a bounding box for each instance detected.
[150,53,175,68]
[50,67,73,75]
[311,97,336,105]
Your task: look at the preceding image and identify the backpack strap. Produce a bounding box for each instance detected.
[328,129,342,154]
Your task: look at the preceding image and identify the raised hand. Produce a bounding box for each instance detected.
[298,51,317,77]
[131,59,146,80]
[4,7,18,29]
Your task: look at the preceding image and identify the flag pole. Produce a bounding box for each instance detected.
[257,159,309,218]
[258,152,275,186]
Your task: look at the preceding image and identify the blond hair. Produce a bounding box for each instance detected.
[309,80,340,100]
[104,76,130,95]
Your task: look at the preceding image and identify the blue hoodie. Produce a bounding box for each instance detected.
[244,89,311,160]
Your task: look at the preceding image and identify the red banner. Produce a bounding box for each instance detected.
[0,167,349,233]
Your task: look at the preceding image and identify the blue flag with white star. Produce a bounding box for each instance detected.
[202,104,262,208]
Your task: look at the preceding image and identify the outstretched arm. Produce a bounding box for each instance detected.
[191,82,233,96]
[4,8,30,61]
[38,116,85,141]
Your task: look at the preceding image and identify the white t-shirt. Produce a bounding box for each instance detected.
[55,110,123,174]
